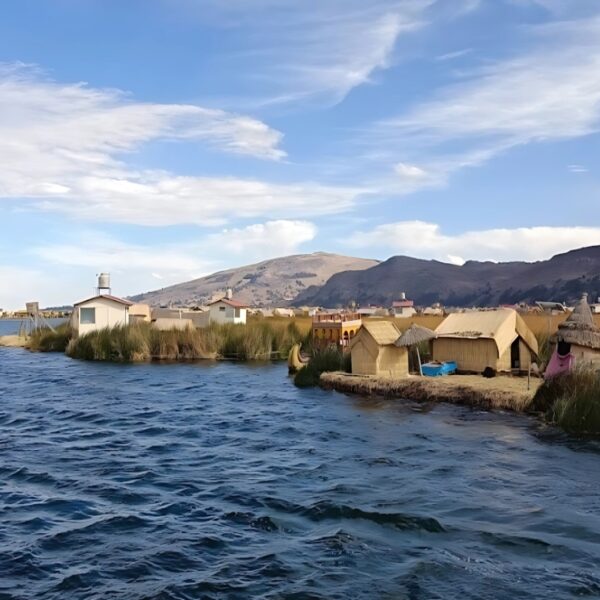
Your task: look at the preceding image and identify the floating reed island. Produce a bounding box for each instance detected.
[15,320,307,362]
[319,370,600,435]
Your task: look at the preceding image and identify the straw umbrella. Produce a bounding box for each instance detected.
[552,293,600,349]
[395,324,437,376]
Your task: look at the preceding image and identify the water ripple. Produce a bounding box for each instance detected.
[0,346,599,599]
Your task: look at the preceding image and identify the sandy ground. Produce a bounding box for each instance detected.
[0,335,29,348]
[320,372,542,413]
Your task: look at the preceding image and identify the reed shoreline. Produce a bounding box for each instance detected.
[320,371,541,413]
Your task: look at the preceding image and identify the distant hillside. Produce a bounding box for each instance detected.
[131,252,379,307]
[293,246,600,307]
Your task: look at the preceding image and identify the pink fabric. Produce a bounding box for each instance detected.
[544,350,575,380]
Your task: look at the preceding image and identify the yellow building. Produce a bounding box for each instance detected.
[312,313,362,350]
[350,321,408,378]
[432,309,538,374]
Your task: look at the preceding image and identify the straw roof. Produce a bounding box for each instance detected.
[554,294,600,349]
[395,324,436,347]
[359,320,401,346]
[435,308,538,357]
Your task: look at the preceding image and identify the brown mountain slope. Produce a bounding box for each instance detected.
[293,246,600,307]
[131,252,379,307]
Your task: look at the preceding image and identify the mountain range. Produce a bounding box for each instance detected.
[132,246,600,308]
[295,246,600,307]
[130,253,378,307]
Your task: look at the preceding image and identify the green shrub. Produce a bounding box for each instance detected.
[294,346,350,388]
[28,324,73,352]
[533,367,600,435]
[65,319,304,363]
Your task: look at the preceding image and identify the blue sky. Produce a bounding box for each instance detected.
[1,0,600,308]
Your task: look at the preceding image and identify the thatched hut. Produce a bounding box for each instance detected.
[432,309,538,374]
[350,321,408,378]
[553,294,600,366]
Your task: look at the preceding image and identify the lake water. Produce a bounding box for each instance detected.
[0,318,67,337]
[0,347,599,599]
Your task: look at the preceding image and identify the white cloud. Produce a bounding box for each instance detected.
[568,164,588,173]
[214,0,435,106]
[34,174,362,225]
[394,162,429,179]
[348,221,600,262]
[27,220,318,305]
[367,15,600,191]
[0,64,365,224]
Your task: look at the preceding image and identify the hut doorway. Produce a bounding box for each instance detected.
[510,338,520,369]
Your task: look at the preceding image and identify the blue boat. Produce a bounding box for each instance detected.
[422,361,457,377]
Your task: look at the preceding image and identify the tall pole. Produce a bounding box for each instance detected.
[416,346,423,376]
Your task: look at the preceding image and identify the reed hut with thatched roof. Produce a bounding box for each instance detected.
[553,293,600,366]
[350,321,408,378]
[432,308,538,374]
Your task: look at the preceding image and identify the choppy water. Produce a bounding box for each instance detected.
[0,348,599,599]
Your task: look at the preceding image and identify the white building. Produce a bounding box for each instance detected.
[71,295,133,335]
[208,297,248,325]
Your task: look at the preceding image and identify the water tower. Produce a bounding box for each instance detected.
[97,273,111,295]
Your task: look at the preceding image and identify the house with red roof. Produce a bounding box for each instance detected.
[208,289,248,325]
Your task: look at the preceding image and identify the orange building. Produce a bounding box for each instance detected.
[312,313,362,350]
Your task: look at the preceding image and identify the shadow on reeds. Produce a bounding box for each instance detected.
[64,321,305,363]
[532,367,600,436]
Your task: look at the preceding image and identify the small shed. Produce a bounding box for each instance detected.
[71,294,133,336]
[553,293,600,366]
[350,321,408,378]
[432,308,538,373]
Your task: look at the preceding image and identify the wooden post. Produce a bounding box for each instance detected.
[416,346,423,376]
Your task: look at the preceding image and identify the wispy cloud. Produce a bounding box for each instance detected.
[568,164,588,173]
[0,64,365,224]
[365,14,600,192]
[18,220,319,307]
[210,0,439,107]
[347,221,600,263]
[31,220,318,288]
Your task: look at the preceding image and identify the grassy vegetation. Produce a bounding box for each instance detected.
[294,347,351,388]
[28,324,73,352]
[532,367,600,435]
[65,320,304,362]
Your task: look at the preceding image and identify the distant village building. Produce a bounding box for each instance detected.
[208,289,248,325]
[423,303,444,317]
[391,293,416,318]
[552,293,600,367]
[71,295,132,335]
[129,303,152,323]
[535,301,568,314]
[350,321,408,378]
[432,308,538,374]
[273,308,295,318]
[312,312,361,350]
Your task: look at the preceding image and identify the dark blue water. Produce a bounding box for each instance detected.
[1,348,599,599]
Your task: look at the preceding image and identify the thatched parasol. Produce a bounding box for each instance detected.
[553,293,600,349]
[395,324,437,376]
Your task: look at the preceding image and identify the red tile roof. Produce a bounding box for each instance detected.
[393,300,414,308]
[74,294,134,307]
[208,298,248,309]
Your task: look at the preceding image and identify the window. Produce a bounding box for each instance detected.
[219,306,226,312]
[235,308,240,318]
[80,307,96,324]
